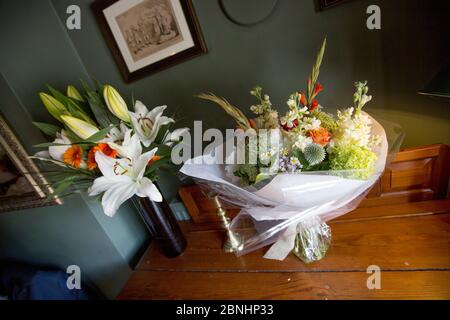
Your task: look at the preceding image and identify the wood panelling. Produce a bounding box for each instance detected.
[363,144,449,206]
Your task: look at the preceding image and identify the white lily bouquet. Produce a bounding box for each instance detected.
[181,38,403,262]
[32,81,187,217]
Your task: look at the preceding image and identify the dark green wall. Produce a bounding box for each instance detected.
[0,0,448,298]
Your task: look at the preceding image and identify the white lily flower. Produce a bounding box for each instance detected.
[107,129,142,161]
[129,101,174,147]
[34,130,71,163]
[48,130,72,161]
[104,122,129,143]
[88,143,162,217]
[163,127,189,146]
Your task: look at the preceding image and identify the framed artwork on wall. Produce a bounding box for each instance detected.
[0,115,61,213]
[92,0,207,83]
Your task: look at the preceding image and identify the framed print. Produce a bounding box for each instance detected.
[0,115,61,213]
[92,0,207,83]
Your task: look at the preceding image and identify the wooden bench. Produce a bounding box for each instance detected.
[118,144,450,299]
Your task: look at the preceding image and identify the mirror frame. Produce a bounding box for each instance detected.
[0,115,62,213]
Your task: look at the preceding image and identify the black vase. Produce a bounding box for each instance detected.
[132,188,187,258]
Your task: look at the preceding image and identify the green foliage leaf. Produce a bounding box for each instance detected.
[86,90,119,128]
[48,85,96,125]
[33,122,61,137]
[153,144,173,158]
[145,157,171,176]
[85,125,114,142]
[154,123,172,144]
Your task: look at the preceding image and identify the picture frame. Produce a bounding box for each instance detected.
[0,115,61,213]
[92,0,207,83]
[318,0,352,10]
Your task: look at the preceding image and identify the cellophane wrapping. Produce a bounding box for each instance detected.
[180,114,403,261]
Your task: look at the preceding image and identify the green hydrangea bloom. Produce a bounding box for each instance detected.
[329,144,377,179]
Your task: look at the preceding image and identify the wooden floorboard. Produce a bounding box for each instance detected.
[118,270,450,300]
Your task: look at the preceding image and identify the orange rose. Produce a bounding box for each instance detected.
[87,143,118,170]
[307,127,331,146]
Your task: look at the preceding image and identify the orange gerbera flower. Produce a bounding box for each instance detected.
[63,145,83,168]
[87,143,118,170]
[95,143,117,158]
[87,148,97,170]
[307,127,331,146]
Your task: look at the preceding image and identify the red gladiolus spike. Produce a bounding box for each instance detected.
[314,82,324,95]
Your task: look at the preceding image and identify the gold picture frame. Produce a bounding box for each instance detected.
[0,115,61,213]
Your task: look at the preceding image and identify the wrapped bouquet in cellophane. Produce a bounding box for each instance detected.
[181,38,403,262]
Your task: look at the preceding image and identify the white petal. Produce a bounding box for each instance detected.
[134,148,157,180]
[101,182,137,217]
[147,105,167,121]
[88,176,116,196]
[129,112,147,142]
[134,100,149,116]
[136,177,163,202]
[140,136,153,148]
[108,132,142,160]
[122,129,132,145]
[34,151,50,158]
[158,116,175,126]
[49,143,70,161]
[127,133,142,160]
[95,152,132,182]
[119,122,129,133]
[163,127,188,145]
[107,141,128,158]
[142,116,174,147]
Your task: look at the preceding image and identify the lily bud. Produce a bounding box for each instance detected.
[39,93,68,122]
[61,115,99,140]
[103,85,130,122]
[67,85,84,102]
